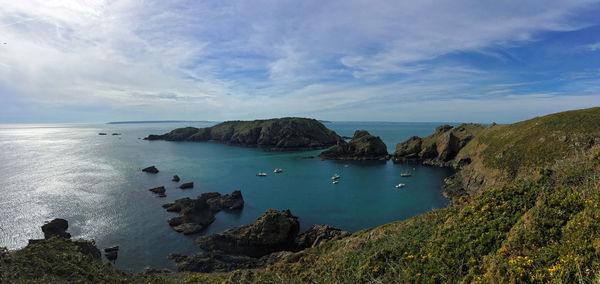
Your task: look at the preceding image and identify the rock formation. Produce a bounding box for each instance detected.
[142,166,159,174]
[144,118,343,151]
[163,191,244,234]
[392,124,486,168]
[293,224,351,250]
[41,218,71,239]
[172,175,180,182]
[28,219,102,260]
[179,182,193,189]
[196,209,300,257]
[104,246,119,263]
[149,186,166,197]
[170,209,349,272]
[319,130,389,160]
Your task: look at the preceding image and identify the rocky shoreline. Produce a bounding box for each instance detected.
[392,123,489,198]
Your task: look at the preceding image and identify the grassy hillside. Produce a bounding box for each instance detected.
[477,107,600,178]
[2,108,600,283]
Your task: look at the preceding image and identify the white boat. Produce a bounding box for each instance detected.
[395,183,406,188]
[401,173,412,177]
[274,168,283,173]
[256,172,267,177]
[332,180,339,184]
[331,174,341,180]
[344,164,349,168]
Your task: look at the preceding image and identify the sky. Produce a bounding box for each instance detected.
[0,0,600,123]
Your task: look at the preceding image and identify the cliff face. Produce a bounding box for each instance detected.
[392,123,487,167]
[145,117,342,151]
[318,130,389,160]
[394,107,600,197]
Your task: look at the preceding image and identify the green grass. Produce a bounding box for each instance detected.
[478,107,600,178]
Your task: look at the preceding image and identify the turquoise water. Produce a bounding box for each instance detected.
[0,122,453,271]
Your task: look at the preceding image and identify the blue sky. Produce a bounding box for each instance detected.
[0,0,599,123]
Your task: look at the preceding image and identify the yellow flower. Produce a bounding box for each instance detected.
[407,255,414,259]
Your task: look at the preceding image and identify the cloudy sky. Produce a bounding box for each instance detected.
[1,0,599,123]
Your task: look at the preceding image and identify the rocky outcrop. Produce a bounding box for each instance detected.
[142,166,159,174]
[179,182,193,189]
[392,124,488,198]
[149,186,166,197]
[169,251,293,273]
[144,118,343,151]
[163,191,244,234]
[392,124,486,167]
[293,224,351,250]
[319,130,389,160]
[104,246,119,263]
[28,219,102,260]
[171,209,349,272]
[172,175,180,182]
[196,209,299,257]
[41,218,71,239]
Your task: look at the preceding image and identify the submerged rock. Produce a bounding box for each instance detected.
[179,182,193,189]
[149,186,166,197]
[172,175,180,182]
[41,218,71,239]
[144,117,343,151]
[142,166,159,174]
[319,130,389,160]
[163,191,244,235]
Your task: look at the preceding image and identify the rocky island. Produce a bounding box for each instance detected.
[144,117,343,151]
[163,191,244,234]
[318,130,389,160]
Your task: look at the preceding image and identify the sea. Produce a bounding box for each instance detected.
[0,121,454,271]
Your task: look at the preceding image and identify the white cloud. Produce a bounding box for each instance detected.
[0,0,598,122]
[583,42,600,51]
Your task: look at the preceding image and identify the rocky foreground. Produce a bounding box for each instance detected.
[170,209,349,272]
[145,117,343,151]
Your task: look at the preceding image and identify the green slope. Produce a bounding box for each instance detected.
[2,108,600,283]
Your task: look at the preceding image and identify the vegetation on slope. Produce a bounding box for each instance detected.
[199,147,600,283]
[2,108,600,283]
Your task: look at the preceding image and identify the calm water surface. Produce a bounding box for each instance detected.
[0,121,453,271]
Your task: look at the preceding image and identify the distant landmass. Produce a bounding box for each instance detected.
[107,120,215,124]
[144,117,342,151]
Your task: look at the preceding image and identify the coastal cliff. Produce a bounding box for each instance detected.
[318,130,389,160]
[394,108,600,197]
[144,117,342,151]
[4,108,600,283]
